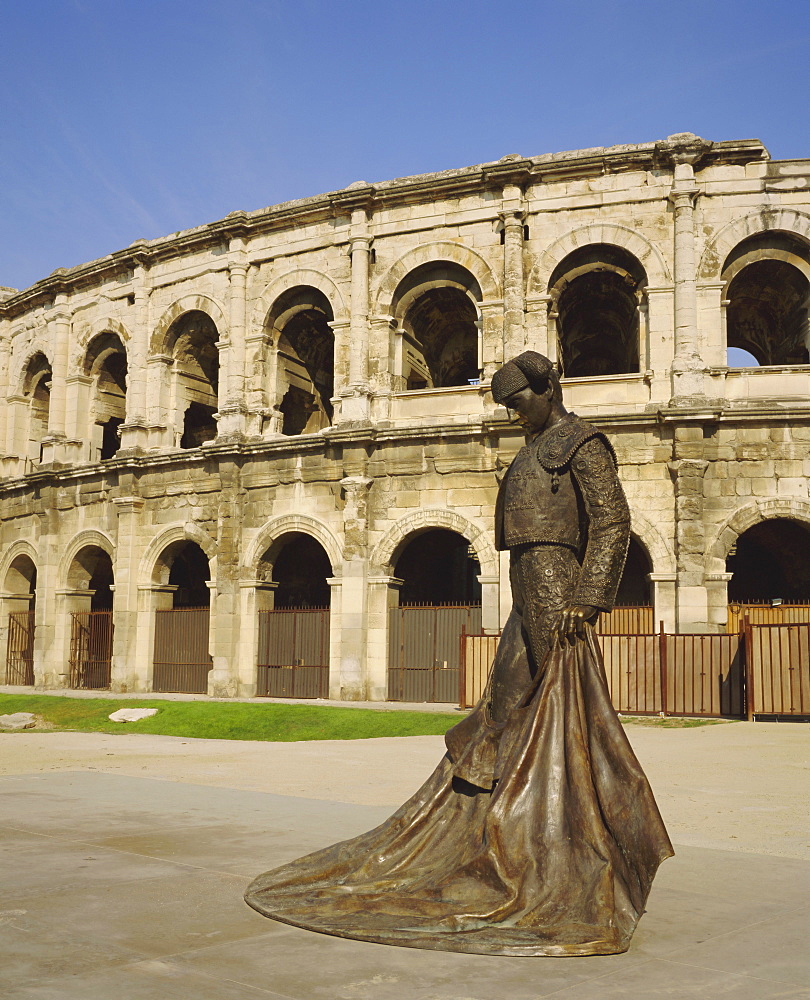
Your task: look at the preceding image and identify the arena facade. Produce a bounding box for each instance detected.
[2,131,810,700]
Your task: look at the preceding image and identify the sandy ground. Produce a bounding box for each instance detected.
[2,720,808,860]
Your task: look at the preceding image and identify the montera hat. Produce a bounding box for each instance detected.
[491,351,555,404]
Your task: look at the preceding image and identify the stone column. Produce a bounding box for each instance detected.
[65,374,93,460]
[110,496,145,692]
[656,134,713,401]
[668,446,710,631]
[238,580,277,697]
[500,185,526,360]
[145,354,173,448]
[119,261,151,452]
[41,294,71,464]
[217,243,249,439]
[705,571,734,632]
[524,294,551,356]
[337,475,372,698]
[340,209,372,421]
[137,584,176,691]
[479,300,505,379]
[366,575,402,701]
[648,572,677,633]
[478,574,501,634]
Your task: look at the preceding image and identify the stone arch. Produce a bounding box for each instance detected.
[0,540,39,589]
[699,209,810,281]
[139,522,218,588]
[58,529,115,590]
[251,268,348,331]
[373,242,500,315]
[628,508,676,577]
[706,498,810,575]
[77,317,132,354]
[529,224,671,295]
[13,343,52,396]
[244,514,343,579]
[150,294,227,355]
[370,508,499,578]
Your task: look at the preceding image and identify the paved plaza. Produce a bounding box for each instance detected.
[1,721,808,999]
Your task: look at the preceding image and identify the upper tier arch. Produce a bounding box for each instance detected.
[699,209,810,280]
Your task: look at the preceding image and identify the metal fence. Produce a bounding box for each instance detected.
[745,621,810,716]
[5,610,35,685]
[460,620,807,719]
[68,611,113,689]
[596,605,654,635]
[257,608,330,699]
[728,602,810,632]
[152,607,211,694]
[388,605,482,703]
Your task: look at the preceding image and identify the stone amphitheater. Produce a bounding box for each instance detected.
[1,131,809,701]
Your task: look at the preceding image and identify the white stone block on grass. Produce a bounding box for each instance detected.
[0,712,37,730]
[108,708,158,723]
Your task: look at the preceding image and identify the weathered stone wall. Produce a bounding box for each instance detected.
[2,133,810,699]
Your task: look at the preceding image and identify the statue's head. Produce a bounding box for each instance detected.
[491,352,562,406]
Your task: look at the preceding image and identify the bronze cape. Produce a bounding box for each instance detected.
[245,416,673,957]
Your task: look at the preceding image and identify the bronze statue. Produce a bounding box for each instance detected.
[245,351,673,957]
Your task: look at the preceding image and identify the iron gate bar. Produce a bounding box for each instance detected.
[153,607,211,694]
[256,608,330,699]
[68,611,113,690]
[5,610,35,685]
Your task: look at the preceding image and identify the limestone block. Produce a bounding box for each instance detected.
[776,478,807,497]
[109,708,159,723]
[751,478,775,497]
[0,712,36,730]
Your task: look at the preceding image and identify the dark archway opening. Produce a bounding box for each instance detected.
[169,311,219,449]
[270,287,335,437]
[550,244,645,377]
[22,353,52,464]
[84,333,128,460]
[270,534,332,608]
[395,529,481,606]
[168,542,211,608]
[394,262,482,390]
[726,260,809,367]
[615,537,652,606]
[727,519,810,603]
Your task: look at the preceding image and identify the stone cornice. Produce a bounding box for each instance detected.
[1,137,772,318]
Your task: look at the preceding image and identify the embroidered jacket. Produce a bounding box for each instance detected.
[494,413,630,610]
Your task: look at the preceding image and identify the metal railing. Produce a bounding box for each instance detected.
[5,610,35,685]
[728,601,810,632]
[69,611,113,689]
[596,605,654,635]
[152,607,211,694]
[257,608,330,699]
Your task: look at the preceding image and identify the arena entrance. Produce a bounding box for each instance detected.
[4,555,37,685]
[67,547,114,690]
[388,529,482,703]
[152,541,213,694]
[256,534,331,699]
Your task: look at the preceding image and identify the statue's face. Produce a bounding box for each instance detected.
[504,386,553,435]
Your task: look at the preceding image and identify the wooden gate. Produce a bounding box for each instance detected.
[68,611,113,689]
[152,607,211,694]
[256,608,330,699]
[388,605,482,703]
[5,610,35,685]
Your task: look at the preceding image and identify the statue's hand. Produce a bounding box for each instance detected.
[556,605,599,646]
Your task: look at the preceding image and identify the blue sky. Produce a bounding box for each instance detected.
[2,0,809,292]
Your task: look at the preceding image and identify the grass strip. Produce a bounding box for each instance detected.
[0,694,462,742]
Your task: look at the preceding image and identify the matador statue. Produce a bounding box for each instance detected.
[246,351,673,957]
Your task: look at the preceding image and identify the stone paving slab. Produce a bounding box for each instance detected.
[2,769,809,999]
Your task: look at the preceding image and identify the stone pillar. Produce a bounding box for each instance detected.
[479,301,505,379]
[217,245,249,439]
[145,354,173,448]
[669,448,710,631]
[41,295,71,464]
[478,574,501,634]
[648,572,677,633]
[119,262,151,452]
[137,585,176,691]
[499,549,511,629]
[327,575,343,699]
[500,186,526,360]
[524,294,551,356]
[110,496,145,692]
[65,375,93,461]
[366,575,402,701]
[336,474,372,698]
[705,571,733,632]
[656,134,713,401]
[340,209,373,421]
[238,581,277,697]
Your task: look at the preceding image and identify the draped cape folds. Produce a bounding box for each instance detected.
[244,630,674,957]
